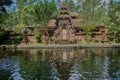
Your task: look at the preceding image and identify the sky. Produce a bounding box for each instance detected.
[59,0,120,3]
[11,0,120,6]
[7,0,120,11]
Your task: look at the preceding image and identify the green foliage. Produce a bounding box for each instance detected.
[0,31,8,44]
[66,0,76,12]
[13,23,26,33]
[79,0,107,25]
[3,0,57,32]
[81,25,96,33]
[0,0,13,27]
[35,32,41,43]
[0,0,13,12]
[14,35,22,44]
[101,16,110,26]
[0,0,120,44]
[33,0,57,27]
[108,1,120,42]
[109,26,120,42]
[109,0,120,27]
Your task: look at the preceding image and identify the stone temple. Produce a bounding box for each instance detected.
[47,3,83,44]
[18,3,109,44]
[46,3,109,44]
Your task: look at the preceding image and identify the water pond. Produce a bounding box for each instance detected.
[0,48,120,80]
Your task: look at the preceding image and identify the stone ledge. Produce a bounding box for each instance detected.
[0,44,120,50]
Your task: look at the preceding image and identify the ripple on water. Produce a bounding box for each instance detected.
[0,57,24,80]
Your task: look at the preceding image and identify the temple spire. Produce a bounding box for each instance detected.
[58,1,70,19]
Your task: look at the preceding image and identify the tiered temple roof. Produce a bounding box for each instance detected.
[70,12,78,17]
[47,19,56,28]
[47,3,82,28]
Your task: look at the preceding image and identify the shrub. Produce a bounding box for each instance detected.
[35,32,41,43]
[0,31,9,44]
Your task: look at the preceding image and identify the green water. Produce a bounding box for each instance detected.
[0,48,120,80]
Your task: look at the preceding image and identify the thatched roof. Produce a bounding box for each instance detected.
[70,12,78,17]
[47,19,56,28]
[60,3,68,10]
[60,10,69,13]
[58,15,70,19]
[71,19,82,27]
[96,26,106,28]
[26,26,35,29]
[51,12,58,18]
[48,3,82,28]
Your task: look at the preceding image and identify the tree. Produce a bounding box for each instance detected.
[75,0,84,12]
[4,0,57,33]
[0,0,13,28]
[67,0,76,12]
[79,0,107,25]
[33,0,57,28]
[76,0,108,35]
[108,0,120,42]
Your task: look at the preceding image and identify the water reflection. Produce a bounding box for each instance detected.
[0,57,24,80]
[0,49,120,80]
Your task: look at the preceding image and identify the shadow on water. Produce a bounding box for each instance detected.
[0,48,120,80]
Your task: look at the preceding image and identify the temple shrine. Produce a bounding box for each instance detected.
[18,3,109,44]
[46,3,109,44]
[47,3,83,44]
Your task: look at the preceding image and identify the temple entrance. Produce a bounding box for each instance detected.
[62,29,67,40]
